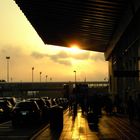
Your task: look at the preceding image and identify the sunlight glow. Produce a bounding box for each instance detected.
[69,44,81,54]
[70,44,79,49]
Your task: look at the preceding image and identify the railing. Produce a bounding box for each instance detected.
[0,81,109,91]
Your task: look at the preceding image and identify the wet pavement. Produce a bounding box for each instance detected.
[33,107,140,140]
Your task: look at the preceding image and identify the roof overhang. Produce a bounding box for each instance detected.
[14,0,128,55]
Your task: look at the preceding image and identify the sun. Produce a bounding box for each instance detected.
[69,44,81,54]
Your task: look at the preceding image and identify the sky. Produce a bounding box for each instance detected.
[0,0,108,82]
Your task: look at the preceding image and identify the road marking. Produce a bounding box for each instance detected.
[0,121,11,126]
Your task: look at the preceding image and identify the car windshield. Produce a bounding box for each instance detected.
[16,102,38,110]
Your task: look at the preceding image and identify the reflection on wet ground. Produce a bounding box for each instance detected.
[34,107,140,140]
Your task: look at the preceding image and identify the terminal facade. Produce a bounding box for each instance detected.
[107,2,140,101]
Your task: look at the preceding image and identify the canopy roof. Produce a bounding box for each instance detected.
[15,0,128,53]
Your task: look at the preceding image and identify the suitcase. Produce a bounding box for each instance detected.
[87,112,99,124]
[87,112,99,131]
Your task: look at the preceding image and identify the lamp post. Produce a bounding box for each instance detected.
[32,67,34,82]
[6,56,10,82]
[40,72,42,82]
[73,70,76,83]
[46,75,48,82]
[73,70,78,108]
[84,76,86,82]
[50,77,52,81]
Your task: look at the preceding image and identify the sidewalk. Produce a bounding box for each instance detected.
[34,108,140,140]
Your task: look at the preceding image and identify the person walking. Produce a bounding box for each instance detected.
[127,96,135,124]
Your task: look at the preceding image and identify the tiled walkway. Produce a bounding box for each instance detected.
[34,108,140,140]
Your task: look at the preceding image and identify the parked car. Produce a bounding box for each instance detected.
[11,100,42,127]
[0,108,4,122]
[3,97,16,107]
[0,100,13,120]
[28,98,50,122]
[43,98,52,108]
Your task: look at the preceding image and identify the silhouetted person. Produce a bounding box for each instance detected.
[114,95,122,114]
[89,94,100,129]
[136,94,140,121]
[104,95,113,115]
[73,102,77,117]
[127,96,135,124]
[71,87,77,117]
[69,94,74,113]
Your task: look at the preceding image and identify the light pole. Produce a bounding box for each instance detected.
[32,67,34,82]
[40,72,42,82]
[46,75,48,82]
[11,77,13,82]
[50,77,52,81]
[84,76,86,82]
[73,70,76,83]
[6,56,10,82]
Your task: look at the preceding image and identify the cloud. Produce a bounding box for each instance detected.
[31,51,72,66]
[71,52,90,60]
[54,59,72,66]
[0,44,24,59]
[32,52,45,59]
[47,51,69,61]
[31,50,106,66]
[90,53,105,61]
[31,50,90,66]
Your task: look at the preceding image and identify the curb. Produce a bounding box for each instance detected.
[29,124,49,140]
